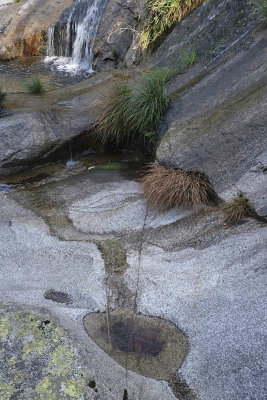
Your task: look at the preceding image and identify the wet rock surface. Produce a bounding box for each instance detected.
[0,72,114,176]
[84,309,188,380]
[93,0,145,69]
[148,0,260,69]
[44,289,73,304]
[0,161,266,399]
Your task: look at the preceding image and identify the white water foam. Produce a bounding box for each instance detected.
[45,0,106,74]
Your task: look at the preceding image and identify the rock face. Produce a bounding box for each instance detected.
[0,0,73,59]
[147,0,258,69]
[0,72,113,176]
[156,32,267,214]
[93,0,145,70]
[0,3,266,398]
[0,163,266,399]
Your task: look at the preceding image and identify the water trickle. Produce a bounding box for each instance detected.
[46,0,107,74]
[66,138,80,168]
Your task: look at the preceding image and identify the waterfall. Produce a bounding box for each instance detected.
[45,0,107,74]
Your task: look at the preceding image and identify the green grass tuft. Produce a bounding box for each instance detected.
[178,48,196,69]
[94,68,173,146]
[24,75,45,94]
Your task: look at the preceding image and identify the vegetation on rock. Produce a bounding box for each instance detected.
[25,75,46,94]
[138,0,205,52]
[178,47,197,69]
[221,192,266,225]
[141,162,218,211]
[94,68,173,146]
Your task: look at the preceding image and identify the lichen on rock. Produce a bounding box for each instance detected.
[0,304,90,399]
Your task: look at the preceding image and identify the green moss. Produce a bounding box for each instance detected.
[97,240,129,274]
[138,0,205,52]
[94,162,123,170]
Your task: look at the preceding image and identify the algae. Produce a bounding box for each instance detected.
[97,240,129,274]
[93,162,123,170]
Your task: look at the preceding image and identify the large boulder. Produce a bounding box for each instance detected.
[156,31,267,214]
[0,0,73,59]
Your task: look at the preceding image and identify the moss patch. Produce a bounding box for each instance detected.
[92,162,123,170]
[139,0,206,52]
[97,240,129,274]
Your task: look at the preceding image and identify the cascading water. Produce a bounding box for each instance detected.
[45,0,107,74]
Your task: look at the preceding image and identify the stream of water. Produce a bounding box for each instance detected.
[45,0,107,74]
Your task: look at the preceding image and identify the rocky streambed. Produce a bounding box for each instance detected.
[0,146,266,399]
[0,0,267,399]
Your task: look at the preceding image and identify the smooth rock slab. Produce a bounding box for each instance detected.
[124,227,267,400]
[156,32,267,202]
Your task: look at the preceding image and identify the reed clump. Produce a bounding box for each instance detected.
[221,192,266,225]
[25,75,45,94]
[141,162,218,211]
[94,68,173,146]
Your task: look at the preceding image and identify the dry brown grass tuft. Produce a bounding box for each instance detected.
[140,162,218,211]
[221,192,261,225]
